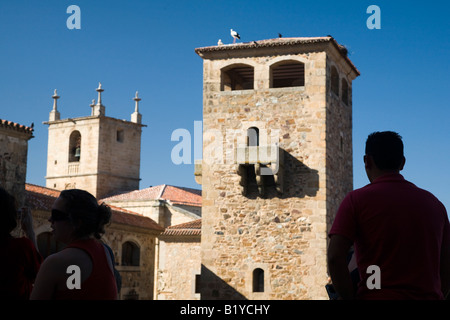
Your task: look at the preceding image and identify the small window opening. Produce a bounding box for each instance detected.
[221,65,254,91]
[117,129,124,143]
[247,127,259,147]
[121,241,140,266]
[331,66,339,96]
[253,268,264,292]
[270,61,305,88]
[195,274,201,294]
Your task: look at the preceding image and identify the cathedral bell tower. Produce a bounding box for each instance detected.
[195,36,359,299]
[44,83,145,199]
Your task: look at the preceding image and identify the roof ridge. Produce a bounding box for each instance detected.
[158,184,167,199]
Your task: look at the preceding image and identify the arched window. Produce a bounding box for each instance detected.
[221,64,254,91]
[341,78,349,105]
[247,127,259,147]
[37,232,65,259]
[270,61,305,88]
[252,268,264,292]
[121,241,140,266]
[330,66,339,96]
[68,130,81,162]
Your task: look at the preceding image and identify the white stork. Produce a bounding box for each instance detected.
[230,29,240,43]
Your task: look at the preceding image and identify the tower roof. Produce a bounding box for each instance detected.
[195,36,360,76]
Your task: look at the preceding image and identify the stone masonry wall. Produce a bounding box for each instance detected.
[198,40,358,300]
[0,127,32,207]
[200,50,330,300]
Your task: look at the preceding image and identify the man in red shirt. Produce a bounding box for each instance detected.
[328,131,450,299]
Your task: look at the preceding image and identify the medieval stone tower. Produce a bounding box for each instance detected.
[195,36,359,299]
[44,84,145,199]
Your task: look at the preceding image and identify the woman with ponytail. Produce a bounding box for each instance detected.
[31,189,118,300]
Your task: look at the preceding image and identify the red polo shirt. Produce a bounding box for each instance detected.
[329,173,450,299]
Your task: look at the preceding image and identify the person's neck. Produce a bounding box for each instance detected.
[369,170,400,183]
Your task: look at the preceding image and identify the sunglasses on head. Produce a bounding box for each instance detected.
[50,209,70,221]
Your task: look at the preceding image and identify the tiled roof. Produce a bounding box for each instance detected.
[25,183,61,211]
[160,219,201,237]
[195,36,360,76]
[101,184,202,207]
[25,184,163,232]
[0,119,34,135]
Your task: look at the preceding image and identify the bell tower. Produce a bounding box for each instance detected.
[44,83,145,199]
[195,37,359,299]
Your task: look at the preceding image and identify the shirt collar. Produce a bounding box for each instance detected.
[372,172,405,184]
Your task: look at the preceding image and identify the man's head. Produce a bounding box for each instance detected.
[364,131,406,182]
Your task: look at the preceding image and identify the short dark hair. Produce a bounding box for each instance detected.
[365,131,404,171]
[59,189,111,239]
[0,187,18,236]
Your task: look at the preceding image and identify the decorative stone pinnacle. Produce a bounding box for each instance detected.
[96,82,104,106]
[133,91,141,113]
[52,89,60,110]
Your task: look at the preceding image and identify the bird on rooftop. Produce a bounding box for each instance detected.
[278,33,282,38]
[230,29,240,43]
[218,39,223,46]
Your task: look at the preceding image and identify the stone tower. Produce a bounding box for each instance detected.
[44,84,145,199]
[195,36,359,299]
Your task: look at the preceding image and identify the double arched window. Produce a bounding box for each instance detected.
[220,60,306,91]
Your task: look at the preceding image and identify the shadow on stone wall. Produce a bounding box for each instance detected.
[243,148,319,200]
[199,264,248,300]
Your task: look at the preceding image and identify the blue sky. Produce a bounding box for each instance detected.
[0,0,449,210]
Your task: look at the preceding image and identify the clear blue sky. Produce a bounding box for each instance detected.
[1,0,449,210]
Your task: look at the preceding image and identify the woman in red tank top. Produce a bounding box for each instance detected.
[30,189,117,300]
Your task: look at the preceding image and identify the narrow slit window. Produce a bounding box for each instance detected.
[253,268,264,292]
[117,129,124,142]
